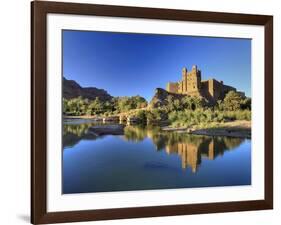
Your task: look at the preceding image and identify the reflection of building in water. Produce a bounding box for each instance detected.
[166,138,223,172]
[207,140,214,160]
[178,143,200,172]
[123,125,244,172]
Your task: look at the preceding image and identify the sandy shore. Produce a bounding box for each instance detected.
[162,120,251,138]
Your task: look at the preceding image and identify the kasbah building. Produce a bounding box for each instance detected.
[166,65,245,103]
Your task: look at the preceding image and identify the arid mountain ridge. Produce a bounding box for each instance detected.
[63,77,112,101]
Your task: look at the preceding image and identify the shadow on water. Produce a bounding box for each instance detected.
[63,120,245,173]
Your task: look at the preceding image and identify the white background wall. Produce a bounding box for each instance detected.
[0,0,279,224]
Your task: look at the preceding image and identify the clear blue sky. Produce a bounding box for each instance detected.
[63,30,251,101]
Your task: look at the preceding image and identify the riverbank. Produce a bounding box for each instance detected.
[65,116,251,138]
[64,115,100,119]
[162,120,251,138]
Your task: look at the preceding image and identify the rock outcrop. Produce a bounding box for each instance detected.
[149,88,187,108]
[149,88,211,109]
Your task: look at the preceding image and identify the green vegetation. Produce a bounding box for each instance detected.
[164,95,205,112]
[167,91,251,128]
[168,109,251,128]
[63,91,251,129]
[217,91,251,111]
[115,96,147,112]
[63,95,147,116]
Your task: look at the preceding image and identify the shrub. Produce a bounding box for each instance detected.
[168,108,251,128]
[221,91,246,111]
[147,109,167,122]
[134,110,147,122]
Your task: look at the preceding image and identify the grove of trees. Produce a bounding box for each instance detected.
[63,91,251,128]
[63,95,147,116]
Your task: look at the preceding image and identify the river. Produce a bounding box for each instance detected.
[63,119,251,194]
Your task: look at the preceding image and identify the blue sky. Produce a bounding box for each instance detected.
[63,30,251,101]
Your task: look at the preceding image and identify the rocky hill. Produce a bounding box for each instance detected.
[63,77,112,101]
[149,88,208,108]
[149,88,185,108]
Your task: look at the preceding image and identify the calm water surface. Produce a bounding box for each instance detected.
[63,119,251,194]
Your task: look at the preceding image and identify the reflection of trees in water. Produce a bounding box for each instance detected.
[63,123,94,136]
[63,122,99,148]
[122,125,148,142]
[63,122,245,172]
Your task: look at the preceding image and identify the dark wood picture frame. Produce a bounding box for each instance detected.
[31,1,273,224]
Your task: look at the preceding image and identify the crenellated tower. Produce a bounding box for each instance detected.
[186,65,201,93]
[176,65,201,94]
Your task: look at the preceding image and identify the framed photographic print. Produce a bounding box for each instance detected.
[31,1,273,224]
